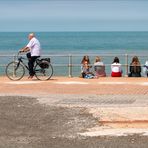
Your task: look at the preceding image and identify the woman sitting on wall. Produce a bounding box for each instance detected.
[128,56,141,77]
[143,61,148,77]
[94,56,106,78]
[111,57,122,77]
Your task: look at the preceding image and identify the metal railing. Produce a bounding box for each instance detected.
[0,53,148,77]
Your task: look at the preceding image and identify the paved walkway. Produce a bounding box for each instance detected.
[0,76,148,95]
[0,76,148,137]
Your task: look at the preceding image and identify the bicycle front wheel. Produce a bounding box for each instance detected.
[34,63,53,80]
[5,61,25,80]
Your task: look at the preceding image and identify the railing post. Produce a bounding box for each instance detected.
[68,54,72,77]
[125,54,128,76]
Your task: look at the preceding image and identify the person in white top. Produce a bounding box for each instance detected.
[143,60,148,77]
[20,33,41,78]
[111,57,122,77]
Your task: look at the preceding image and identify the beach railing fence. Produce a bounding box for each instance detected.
[0,53,147,77]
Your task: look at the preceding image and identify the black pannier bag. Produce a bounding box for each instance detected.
[37,58,50,68]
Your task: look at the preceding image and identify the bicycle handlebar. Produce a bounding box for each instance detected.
[16,50,26,60]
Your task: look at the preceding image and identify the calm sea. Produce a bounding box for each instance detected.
[0,31,148,54]
[0,32,148,76]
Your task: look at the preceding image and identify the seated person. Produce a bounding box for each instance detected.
[80,55,94,78]
[128,56,141,77]
[94,56,106,77]
[143,61,148,77]
[111,57,122,77]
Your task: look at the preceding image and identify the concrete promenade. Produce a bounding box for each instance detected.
[0,76,148,147]
[1,76,148,95]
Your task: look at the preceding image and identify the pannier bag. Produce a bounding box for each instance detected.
[37,58,50,68]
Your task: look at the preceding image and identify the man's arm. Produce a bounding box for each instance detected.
[20,46,30,52]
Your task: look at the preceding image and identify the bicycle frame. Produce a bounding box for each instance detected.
[16,54,38,73]
[16,56,29,71]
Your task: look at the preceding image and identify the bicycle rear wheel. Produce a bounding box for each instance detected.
[5,61,25,80]
[34,63,53,80]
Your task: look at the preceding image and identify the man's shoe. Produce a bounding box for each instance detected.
[28,75,34,79]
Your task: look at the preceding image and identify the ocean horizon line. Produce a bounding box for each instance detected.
[1,31,148,33]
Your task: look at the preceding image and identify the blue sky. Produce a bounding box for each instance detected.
[0,0,148,31]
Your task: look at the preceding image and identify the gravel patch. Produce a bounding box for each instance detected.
[0,96,96,148]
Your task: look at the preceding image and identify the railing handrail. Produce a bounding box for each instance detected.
[0,53,148,77]
[0,53,148,56]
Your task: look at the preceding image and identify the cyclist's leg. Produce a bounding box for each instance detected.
[28,57,35,76]
[26,52,31,60]
[28,56,39,77]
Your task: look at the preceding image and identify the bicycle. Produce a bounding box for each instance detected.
[5,52,53,81]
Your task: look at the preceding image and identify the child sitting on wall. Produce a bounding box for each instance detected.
[80,55,94,78]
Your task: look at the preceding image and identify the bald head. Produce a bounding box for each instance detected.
[28,33,35,40]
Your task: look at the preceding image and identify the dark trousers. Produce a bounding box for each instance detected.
[27,53,40,76]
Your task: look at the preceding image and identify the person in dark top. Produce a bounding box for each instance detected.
[128,56,141,77]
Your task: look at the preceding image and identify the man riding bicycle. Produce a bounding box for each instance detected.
[20,33,41,79]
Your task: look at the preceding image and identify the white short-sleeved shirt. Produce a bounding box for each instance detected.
[111,63,122,72]
[26,37,41,56]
